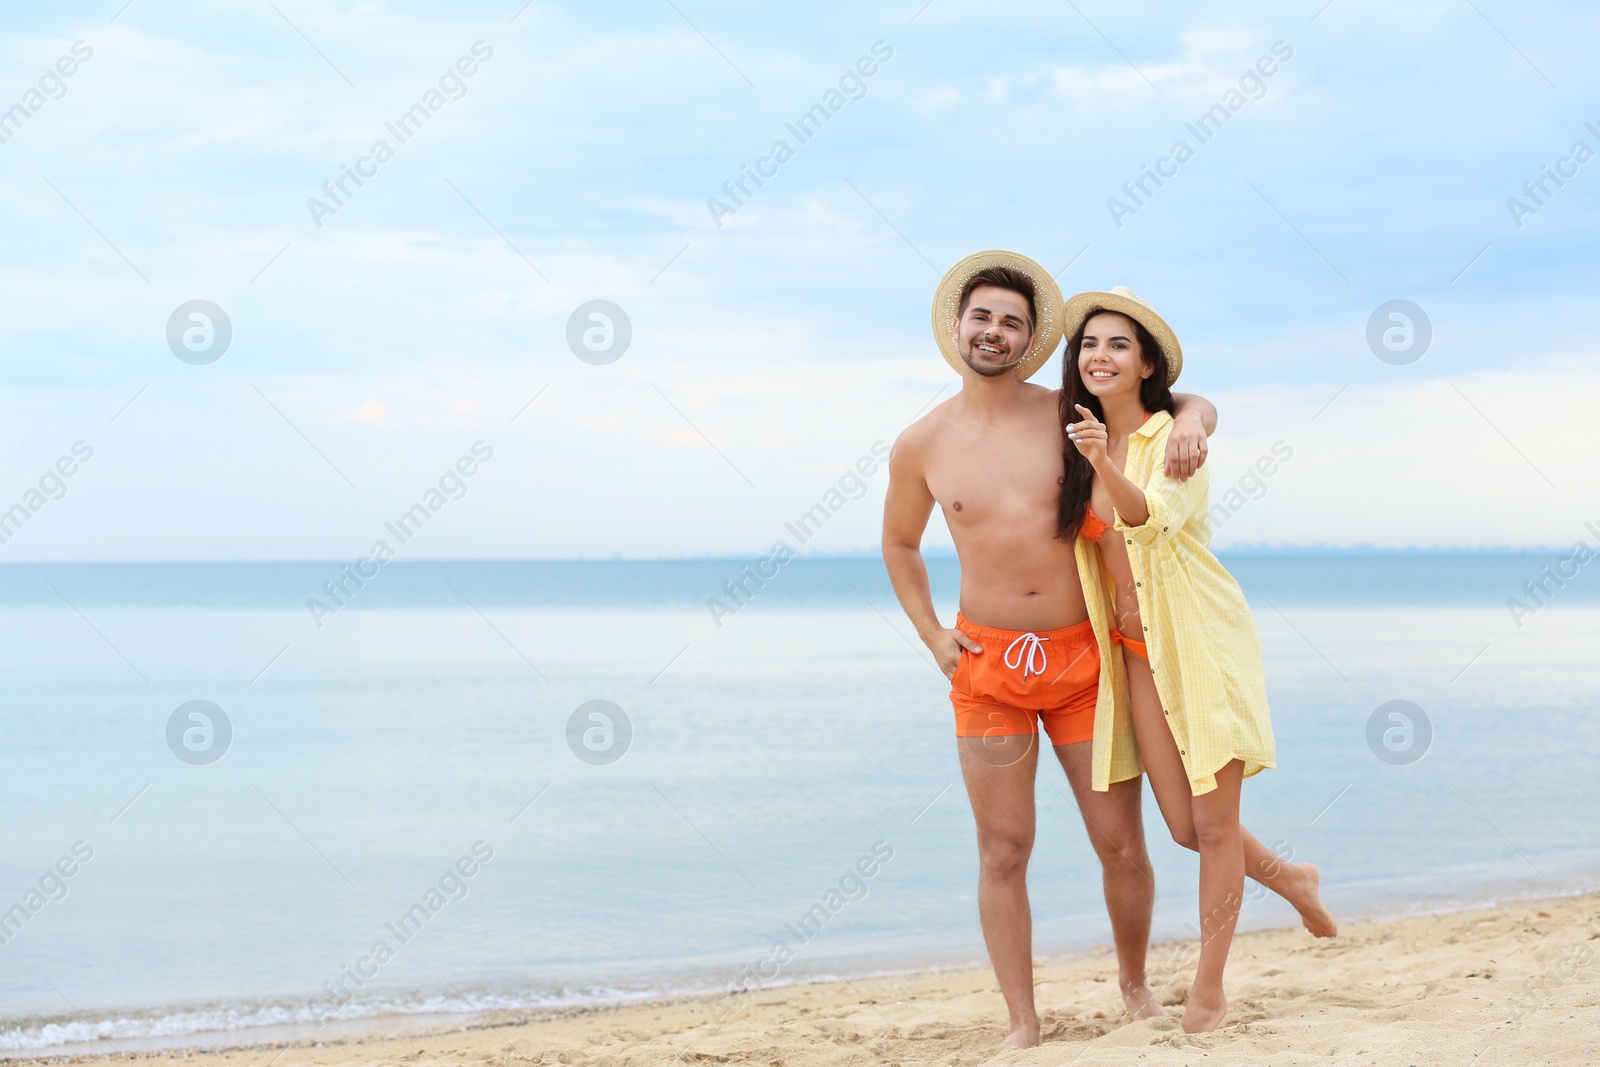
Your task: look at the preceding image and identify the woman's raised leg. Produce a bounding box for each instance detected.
[1119,650,1334,1031]
[1238,826,1336,938]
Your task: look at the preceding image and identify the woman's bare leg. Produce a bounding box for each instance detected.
[1121,649,1335,926]
[1119,651,1334,1031]
[1186,760,1245,1032]
[1120,651,1230,1024]
[1239,827,1336,937]
[1121,650,1198,847]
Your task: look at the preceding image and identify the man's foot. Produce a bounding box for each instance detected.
[1180,987,1228,1034]
[1286,862,1337,938]
[1001,1021,1041,1048]
[1119,979,1167,1020]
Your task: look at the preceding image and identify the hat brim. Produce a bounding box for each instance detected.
[932,250,1065,383]
[1059,290,1183,386]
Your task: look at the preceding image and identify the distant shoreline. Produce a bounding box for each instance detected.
[2,553,1591,610]
[0,546,1579,565]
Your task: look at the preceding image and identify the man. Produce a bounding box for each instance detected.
[881,250,1215,1049]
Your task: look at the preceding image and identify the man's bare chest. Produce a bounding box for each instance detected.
[925,430,1064,526]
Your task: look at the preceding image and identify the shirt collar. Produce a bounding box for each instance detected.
[1131,408,1173,439]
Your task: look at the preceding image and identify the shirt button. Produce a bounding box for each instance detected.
[1143,625,1148,631]
[1162,709,1169,716]
[1163,526,1169,531]
[1125,538,1132,545]
[1179,749,1186,755]
[1136,582,1142,587]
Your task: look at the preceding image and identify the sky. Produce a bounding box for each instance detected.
[1,0,1596,560]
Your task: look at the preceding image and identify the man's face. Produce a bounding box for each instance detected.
[953,285,1034,378]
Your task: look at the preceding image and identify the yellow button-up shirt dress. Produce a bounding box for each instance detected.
[1073,410,1277,796]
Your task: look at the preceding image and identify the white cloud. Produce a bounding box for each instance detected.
[2,1,1596,557]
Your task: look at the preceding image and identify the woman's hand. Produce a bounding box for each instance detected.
[1067,404,1109,468]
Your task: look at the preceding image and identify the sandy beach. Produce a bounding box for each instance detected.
[17,891,1597,1067]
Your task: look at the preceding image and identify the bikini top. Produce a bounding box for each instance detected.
[1081,505,1111,543]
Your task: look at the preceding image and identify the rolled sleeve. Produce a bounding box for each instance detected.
[1115,461,1208,550]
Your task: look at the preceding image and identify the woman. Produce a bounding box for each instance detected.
[1055,287,1336,1034]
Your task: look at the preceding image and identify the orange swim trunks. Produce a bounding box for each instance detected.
[949,612,1101,746]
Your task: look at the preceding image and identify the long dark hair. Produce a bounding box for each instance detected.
[1055,312,1175,541]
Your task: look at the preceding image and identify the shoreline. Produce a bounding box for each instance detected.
[10,889,1597,1067]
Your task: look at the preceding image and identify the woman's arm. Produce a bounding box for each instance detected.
[1093,446,1151,527]
[1068,403,1151,525]
[1068,406,1208,545]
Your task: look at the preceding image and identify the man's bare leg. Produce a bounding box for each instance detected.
[957,733,1042,1048]
[1054,742,1164,1019]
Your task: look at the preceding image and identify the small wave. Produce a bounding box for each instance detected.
[0,984,669,1053]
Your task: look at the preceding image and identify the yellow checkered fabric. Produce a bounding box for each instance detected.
[1073,410,1276,795]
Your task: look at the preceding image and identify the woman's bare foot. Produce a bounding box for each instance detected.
[1001,1021,1041,1048]
[1180,986,1228,1033]
[1286,862,1337,938]
[1120,979,1167,1020]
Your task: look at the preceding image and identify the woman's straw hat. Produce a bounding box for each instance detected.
[931,249,1065,382]
[1060,287,1183,385]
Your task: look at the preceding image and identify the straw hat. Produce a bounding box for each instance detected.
[931,250,1065,382]
[1059,287,1183,385]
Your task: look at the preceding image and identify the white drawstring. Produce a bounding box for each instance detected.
[1003,632,1050,679]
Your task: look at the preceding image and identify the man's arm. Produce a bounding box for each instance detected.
[1166,391,1218,481]
[881,432,981,679]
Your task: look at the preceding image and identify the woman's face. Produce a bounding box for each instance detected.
[1077,311,1152,398]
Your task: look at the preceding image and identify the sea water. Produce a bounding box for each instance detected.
[0,555,1595,1053]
